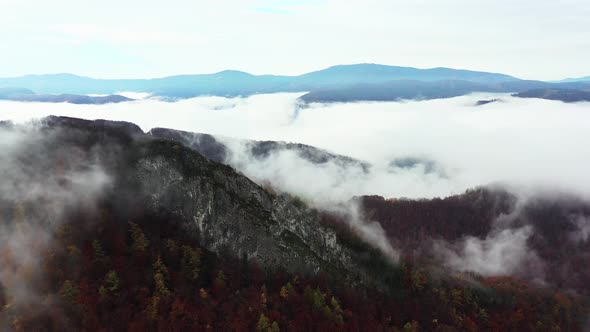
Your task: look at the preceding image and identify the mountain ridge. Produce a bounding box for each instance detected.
[0,116,588,330]
[556,75,590,83]
[0,64,521,97]
[299,79,590,103]
[5,64,590,103]
[0,87,133,104]
[513,88,590,102]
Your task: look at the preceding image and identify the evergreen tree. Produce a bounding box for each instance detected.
[153,256,170,297]
[99,270,120,298]
[129,222,149,252]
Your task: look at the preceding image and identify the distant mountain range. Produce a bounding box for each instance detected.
[1,64,589,104]
[513,88,590,102]
[0,87,132,104]
[0,64,518,97]
[556,76,590,83]
[299,79,590,103]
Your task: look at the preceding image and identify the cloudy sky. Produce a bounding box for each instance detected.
[1,0,589,80]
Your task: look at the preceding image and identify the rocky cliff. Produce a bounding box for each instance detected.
[14,116,389,290]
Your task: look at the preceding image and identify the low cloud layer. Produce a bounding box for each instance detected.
[436,226,543,277]
[0,124,111,321]
[569,215,590,243]
[2,93,589,201]
[1,93,589,273]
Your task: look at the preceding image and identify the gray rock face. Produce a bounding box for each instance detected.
[149,128,228,163]
[131,140,355,278]
[25,117,385,288]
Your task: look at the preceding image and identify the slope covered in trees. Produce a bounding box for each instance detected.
[359,189,590,297]
[3,200,587,331]
[0,117,587,331]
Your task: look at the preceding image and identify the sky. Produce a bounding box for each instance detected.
[0,0,589,80]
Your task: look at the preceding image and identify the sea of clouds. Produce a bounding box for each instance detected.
[1,92,589,200]
[1,92,589,276]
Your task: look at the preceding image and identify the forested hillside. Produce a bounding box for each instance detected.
[0,118,587,331]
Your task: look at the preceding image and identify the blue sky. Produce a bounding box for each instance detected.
[1,0,589,80]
